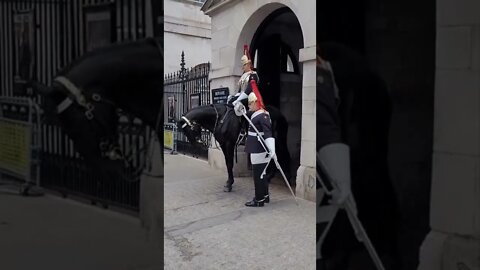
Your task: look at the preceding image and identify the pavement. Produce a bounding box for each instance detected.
[0,187,163,270]
[164,153,316,270]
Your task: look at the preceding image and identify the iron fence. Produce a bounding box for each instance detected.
[164,52,211,159]
[0,0,161,211]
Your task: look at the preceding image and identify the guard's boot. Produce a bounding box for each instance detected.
[264,194,270,203]
[245,197,265,207]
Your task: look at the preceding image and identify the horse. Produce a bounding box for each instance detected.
[30,37,163,180]
[317,42,401,270]
[177,103,291,192]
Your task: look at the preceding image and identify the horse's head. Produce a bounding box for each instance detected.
[28,38,163,181]
[30,79,123,173]
[177,115,203,146]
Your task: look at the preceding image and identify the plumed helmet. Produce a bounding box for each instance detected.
[241,44,252,65]
[241,55,251,65]
[248,92,257,103]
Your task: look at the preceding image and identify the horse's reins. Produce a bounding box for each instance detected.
[49,39,165,181]
[54,76,155,181]
[181,105,221,149]
[54,77,120,158]
[211,104,222,149]
[214,104,243,163]
[180,104,244,164]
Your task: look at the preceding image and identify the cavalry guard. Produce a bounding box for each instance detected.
[229,44,260,108]
[243,90,275,207]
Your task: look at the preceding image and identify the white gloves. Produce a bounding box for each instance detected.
[234,102,245,116]
[317,143,351,205]
[265,137,276,158]
[232,92,248,106]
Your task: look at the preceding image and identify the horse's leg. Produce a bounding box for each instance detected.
[222,142,235,192]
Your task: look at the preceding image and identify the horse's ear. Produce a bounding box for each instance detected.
[175,118,182,127]
[29,80,54,96]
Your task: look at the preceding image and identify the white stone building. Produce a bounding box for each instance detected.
[419,0,480,268]
[201,0,316,201]
[164,0,212,74]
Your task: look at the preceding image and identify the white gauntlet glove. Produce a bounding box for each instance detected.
[265,137,276,158]
[234,102,245,116]
[232,92,248,106]
[317,143,351,205]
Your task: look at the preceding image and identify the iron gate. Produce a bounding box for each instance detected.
[164,52,211,159]
[0,0,162,212]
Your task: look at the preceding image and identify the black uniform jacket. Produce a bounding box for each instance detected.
[245,110,272,154]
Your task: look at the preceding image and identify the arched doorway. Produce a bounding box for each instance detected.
[249,7,304,177]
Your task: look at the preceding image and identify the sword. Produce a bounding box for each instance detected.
[317,154,385,270]
[238,104,298,205]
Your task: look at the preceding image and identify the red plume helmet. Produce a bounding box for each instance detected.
[250,80,265,110]
[244,44,265,110]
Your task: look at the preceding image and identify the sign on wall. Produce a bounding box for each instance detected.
[212,87,229,104]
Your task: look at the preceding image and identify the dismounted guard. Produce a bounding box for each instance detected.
[244,90,275,207]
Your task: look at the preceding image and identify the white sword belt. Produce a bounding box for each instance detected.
[248,131,264,136]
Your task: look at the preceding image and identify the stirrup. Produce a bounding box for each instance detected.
[238,132,246,144]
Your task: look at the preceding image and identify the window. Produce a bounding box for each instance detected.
[286,55,294,72]
[281,46,298,74]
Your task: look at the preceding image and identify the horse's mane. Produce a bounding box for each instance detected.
[58,37,162,76]
[185,103,230,115]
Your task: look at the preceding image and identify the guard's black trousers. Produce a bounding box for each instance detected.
[252,162,269,200]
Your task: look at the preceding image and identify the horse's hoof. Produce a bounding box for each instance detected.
[223,186,232,192]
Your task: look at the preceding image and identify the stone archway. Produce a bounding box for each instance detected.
[246,7,304,184]
[202,0,316,201]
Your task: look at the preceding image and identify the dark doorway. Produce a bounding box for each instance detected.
[249,7,303,181]
[318,0,435,269]
[255,34,281,108]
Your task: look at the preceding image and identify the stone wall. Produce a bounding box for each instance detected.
[419,0,480,269]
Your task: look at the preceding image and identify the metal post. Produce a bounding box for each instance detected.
[170,123,177,155]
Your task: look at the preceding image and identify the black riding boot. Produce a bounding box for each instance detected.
[246,162,268,207]
[245,197,265,207]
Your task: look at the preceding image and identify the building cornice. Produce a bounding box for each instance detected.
[201,0,240,16]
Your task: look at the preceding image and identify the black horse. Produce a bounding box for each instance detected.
[177,103,291,192]
[30,37,163,178]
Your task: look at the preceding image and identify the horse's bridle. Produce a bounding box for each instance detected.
[53,76,131,163]
[181,106,219,147]
[181,104,239,149]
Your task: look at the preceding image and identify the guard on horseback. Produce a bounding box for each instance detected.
[243,90,275,207]
[228,44,259,109]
